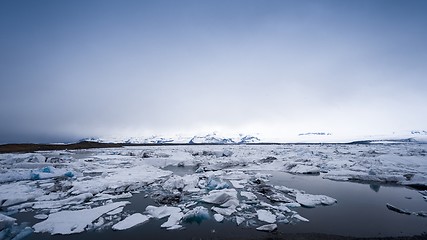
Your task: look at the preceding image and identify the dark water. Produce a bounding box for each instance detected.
[267,172,427,238]
[20,170,427,240]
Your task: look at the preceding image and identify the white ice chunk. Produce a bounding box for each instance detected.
[0,182,45,207]
[107,207,124,215]
[0,213,16,230]
[145,205,181,219]
[256,209,276,223]
[183,206,210,223]
[212,206,236,216]
[213,214,224,222]
[256,223,277,231]
[240,191,257,200]
[287,164,320,174]
[34,214,49,220]
[112,213,150,230]
[32,193,93,209]
[236,216,245,225]
[293,213,309,222]
[295,193,337,208]
[33,201,129,234]
[229,180,246,189]
[201,189,238,205]
[161,211,183,228]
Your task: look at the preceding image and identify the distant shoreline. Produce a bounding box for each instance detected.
[0,139,424,153]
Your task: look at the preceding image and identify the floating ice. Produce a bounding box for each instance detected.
[0,182,45,207]
[183,206,210,223]
[295,193,337,207]
[256,223,277,231]
[293,213,309,222]
[229,180,246,189]
[286,164,320,174]
[145,205,181,219]
[32,193,93,209]
[213,213,224,222]
[386,203,411,215]
[212,206,236,216]
[112,213,150,230]
[0,213,16,230]
[240,191,257,200]
[107,207,124,215]
[235,216,245,225]
[256,209,276,223]
[33,201,129,234]
[33,214,48,220]
[205,177,229,191]
[201,189,238,205]
[161,211,184,229]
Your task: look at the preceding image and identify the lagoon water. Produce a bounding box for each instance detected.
[22,168,426,240]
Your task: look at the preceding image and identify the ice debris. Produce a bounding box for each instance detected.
[256,223,277,232]
[145,205,181,219]
[112,213,150,230]
[183,206,210,223]
[256,209,276,223]
[213,214,224,222]
[161,211,184,229]
[33,201,129,234]
[295,193,337,207]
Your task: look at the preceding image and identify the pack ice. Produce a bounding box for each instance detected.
[0,143,426,237]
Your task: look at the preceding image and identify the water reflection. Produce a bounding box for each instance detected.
[369,183,381,192]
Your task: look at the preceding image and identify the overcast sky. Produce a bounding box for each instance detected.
[1,0,427,143]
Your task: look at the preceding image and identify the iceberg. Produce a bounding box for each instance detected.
[112,213,150,230]
[183,206,210,223]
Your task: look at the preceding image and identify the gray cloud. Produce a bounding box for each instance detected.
[1,0,427,143]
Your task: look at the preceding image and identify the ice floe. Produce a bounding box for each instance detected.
[1,143,426,237]
[295,193,337,207]
[256,223,277,231]
[112,213,150,230]
[256,209,276,223]
[33,201,129,234]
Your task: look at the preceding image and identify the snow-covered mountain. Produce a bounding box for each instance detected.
[81,130,427,144]
[81,133,262,144]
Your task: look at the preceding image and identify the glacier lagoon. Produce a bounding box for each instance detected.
[1,144,426,239]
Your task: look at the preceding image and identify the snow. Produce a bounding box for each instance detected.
[112,213,150,230]
[295,193,337,208]
[33,201,129,234]
[256,209,276,223]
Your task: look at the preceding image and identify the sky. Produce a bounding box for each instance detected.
[1,0,427,143]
